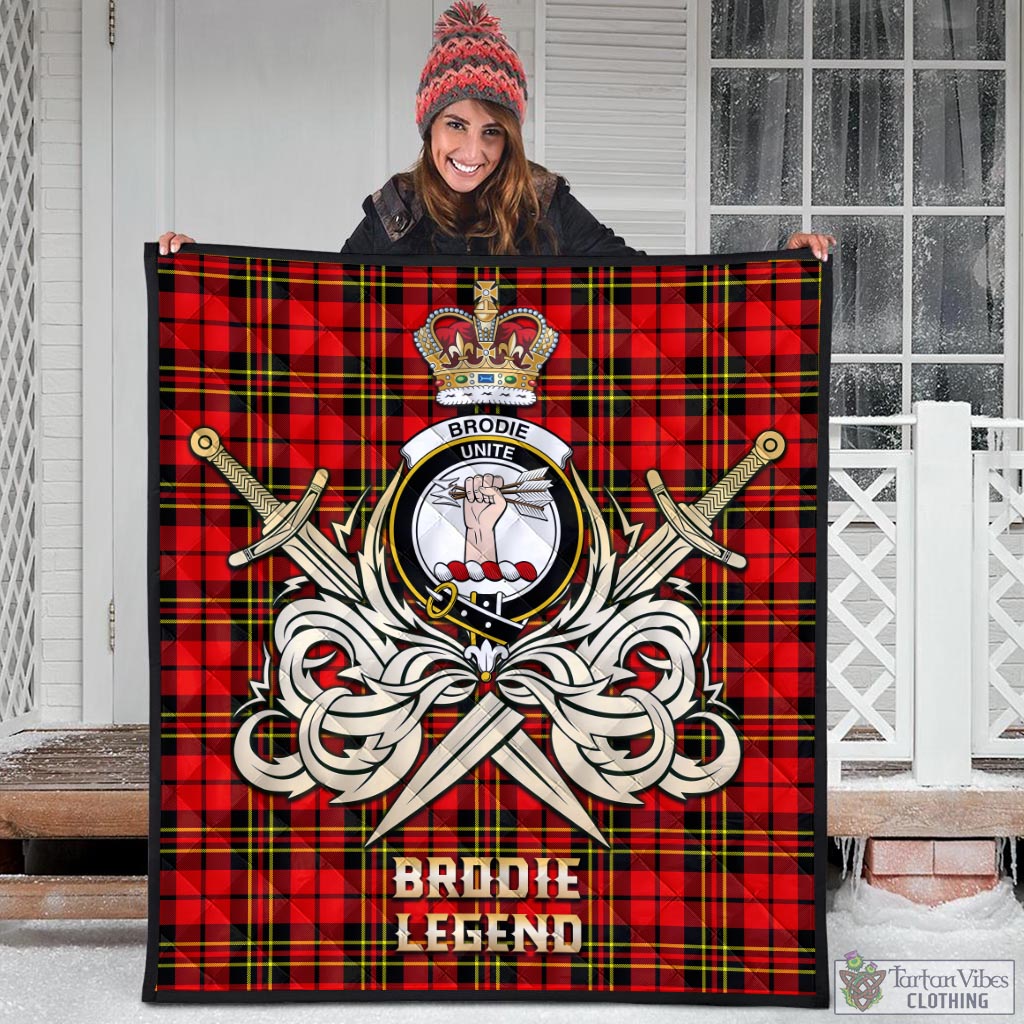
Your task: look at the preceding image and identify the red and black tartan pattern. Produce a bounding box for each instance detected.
[143,245,830,1006]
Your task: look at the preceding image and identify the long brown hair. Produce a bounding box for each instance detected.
[411,101,555,255]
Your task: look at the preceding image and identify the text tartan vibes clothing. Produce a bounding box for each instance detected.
[144,244,831,1006]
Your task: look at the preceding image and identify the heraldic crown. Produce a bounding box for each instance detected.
[414,280,558,406]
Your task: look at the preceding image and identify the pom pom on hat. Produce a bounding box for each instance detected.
[433,1,506,39]
[416,2,528,138]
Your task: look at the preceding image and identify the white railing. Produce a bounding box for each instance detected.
[827,439,914,763]
[828,403,1024,783]
[972,418,1024,758]
[0,0,38,740]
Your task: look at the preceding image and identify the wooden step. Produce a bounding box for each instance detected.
[829,785,1024,837]
[0,790,147,839]
[0,725,148,839]
[0,874,147,920]
[0,725,148,791]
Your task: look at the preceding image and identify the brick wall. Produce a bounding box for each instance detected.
[38,0,83,722]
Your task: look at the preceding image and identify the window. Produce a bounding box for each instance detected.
[699,0,1018,447]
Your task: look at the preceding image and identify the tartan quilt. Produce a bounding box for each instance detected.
[142,244,831,1007]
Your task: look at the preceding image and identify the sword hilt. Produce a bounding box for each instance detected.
[189,427,280,521]
[694,430,785,525]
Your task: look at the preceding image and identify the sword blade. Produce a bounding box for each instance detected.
[281,523,360,599]
[365,692,523,846]
[616,433,784,598]
[614,524,695,601]
[492,732,608,847]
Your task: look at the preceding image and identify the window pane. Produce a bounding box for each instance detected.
[813,70,903,206]
[813,216,902,354]
[912,216,1004,354]
[710,214,802,253]
[830,362,903,451]
[914,0,1005,59]
[711,69,803,204]
[835,423,902,451]
[914,70,1005,205]
[831,363,903,417]
[912,363,1002,415]
[813,0,903,59]
[712,0,803,58]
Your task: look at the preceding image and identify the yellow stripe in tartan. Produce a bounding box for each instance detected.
[608,265,615,992]
[159,498,818,513]
[161,722,757,737]
[160,384,820,399]
[154,956,818,975]
[159,825,814,838]
[156,266,816,289]
[160,939,816,954]
[160,844,815,857]
[160,616,818,627]
[722,264,732,991]
[161,711,814,720]
[264,257,276,992]
[159,733,811,747]
[160,362,819,384]
[163,481,812,496]
[157,594,816,608]
[245,256,255,990]
[701,262,709,992]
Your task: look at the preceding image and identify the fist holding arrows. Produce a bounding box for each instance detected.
[462,473,507,564]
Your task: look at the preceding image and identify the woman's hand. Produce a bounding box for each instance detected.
[158,231,195,254]
[785,232,835,261]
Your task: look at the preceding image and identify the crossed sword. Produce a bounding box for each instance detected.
[190,426,785,847]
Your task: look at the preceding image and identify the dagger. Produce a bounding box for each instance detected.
[366,692,609,848]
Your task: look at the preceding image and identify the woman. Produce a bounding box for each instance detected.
[160,2,834,261]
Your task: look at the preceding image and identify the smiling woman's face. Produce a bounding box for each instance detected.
[429,99,507,194]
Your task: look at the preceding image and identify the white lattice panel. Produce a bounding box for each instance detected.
[0,0,38,732]
[973,452,1024,755]
[827,451,914,759]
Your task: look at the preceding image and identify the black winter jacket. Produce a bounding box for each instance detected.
[340,167,643,257]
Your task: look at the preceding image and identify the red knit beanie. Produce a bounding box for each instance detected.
[415,2,528,139]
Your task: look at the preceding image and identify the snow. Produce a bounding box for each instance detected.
[0,728,140,787]
[834,836,868,885]
[2,871,1024,1023]
[833,768,1024,791]
[0,729,76,769]
[998,837,1019,885]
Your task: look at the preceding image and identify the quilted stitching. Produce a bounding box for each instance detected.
[146,248,828,1006]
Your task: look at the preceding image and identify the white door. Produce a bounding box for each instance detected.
[106,0,430,721]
